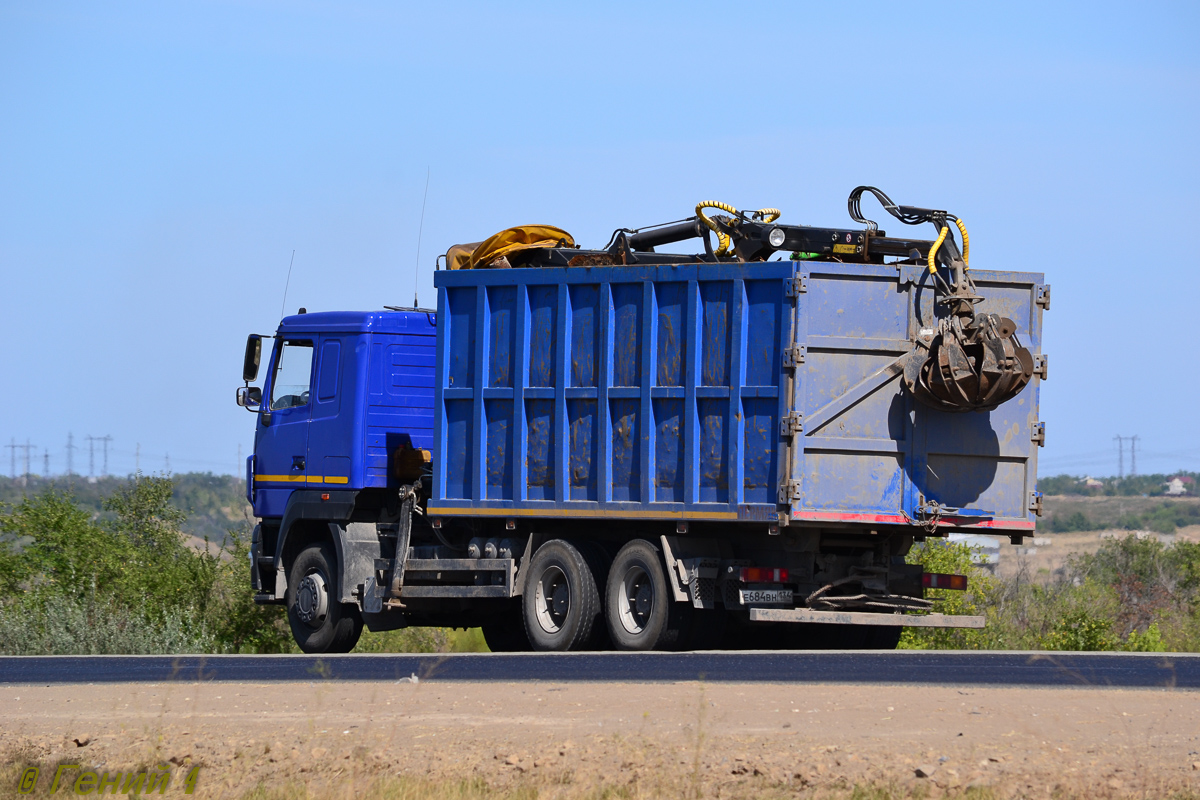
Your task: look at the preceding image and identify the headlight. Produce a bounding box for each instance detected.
[768,227,786,248]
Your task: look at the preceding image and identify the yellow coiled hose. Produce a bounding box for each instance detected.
[696,202,783,256]
[954,218,970,268]
[927,219,971,274]
[927,226,949,274]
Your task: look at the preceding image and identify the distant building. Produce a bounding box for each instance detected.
[948,533,1001,572]
[1079,476,1105,489]
[1165,476,1195,496]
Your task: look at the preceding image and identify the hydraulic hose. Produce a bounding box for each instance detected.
[696,201,737,255]
[927,226,949,274]
[954,218,970,268]
[696,203,784,256]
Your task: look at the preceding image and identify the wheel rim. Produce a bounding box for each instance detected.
[617,565,654,635]
[296,571,329,628]
[534,565,570,634]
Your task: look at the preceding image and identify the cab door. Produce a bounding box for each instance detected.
[306,336,352,489]
[253,338,315,517]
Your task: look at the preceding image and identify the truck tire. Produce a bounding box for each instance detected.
[286,543,363,654]
[521,540,601,651]
[481,600,531,652]
[575,541,613,650]
[605,539,689,651]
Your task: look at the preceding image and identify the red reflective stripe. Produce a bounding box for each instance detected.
[793,511,909,524]
[968,519,1037,530]
[792,510,1037,531]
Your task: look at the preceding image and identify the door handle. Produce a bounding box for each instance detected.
[291,456,306,471]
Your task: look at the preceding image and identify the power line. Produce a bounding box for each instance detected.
[98,435,112,476]
[66,432,76,476]
[14,439,36,482]
[5,439,14,479]
[85,435,97,479]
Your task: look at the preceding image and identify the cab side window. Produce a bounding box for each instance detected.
[270,340,314,411]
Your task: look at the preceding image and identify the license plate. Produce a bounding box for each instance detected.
[739,588,794,605]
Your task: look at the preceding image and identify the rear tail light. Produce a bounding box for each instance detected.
[923,573,968,590]
[738,567,789,583]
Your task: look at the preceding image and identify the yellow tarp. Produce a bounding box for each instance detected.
[446,225,575,269]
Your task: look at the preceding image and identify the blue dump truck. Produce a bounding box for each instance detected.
[236,188,1048,653]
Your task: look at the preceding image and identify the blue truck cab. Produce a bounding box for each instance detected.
[237,197,1048,655]
[247,309,435,518]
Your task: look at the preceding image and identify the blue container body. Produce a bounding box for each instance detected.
[428,261,1045,532]
[250,310,436,519]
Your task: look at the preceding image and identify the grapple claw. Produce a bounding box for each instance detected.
[907,312,1035,413]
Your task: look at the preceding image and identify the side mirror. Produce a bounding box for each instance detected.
[243,335,263,382]
[236,386,263,408]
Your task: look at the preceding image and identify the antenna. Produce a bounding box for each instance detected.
[1130,435,1139,477]
[43,448,49,476]
[66,432,76,476]
[413,167,430,308]
[280,249,296,320]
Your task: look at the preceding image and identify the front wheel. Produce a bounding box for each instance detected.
[286,543,363,653]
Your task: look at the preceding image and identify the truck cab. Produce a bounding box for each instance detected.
[238,309,436,651]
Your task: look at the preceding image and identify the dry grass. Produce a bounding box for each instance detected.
[6,680,1200,800]
[2,748,1198,800]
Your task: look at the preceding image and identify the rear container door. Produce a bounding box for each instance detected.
[789,263,1045,532]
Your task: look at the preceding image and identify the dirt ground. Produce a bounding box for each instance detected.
[3,680,1199,799]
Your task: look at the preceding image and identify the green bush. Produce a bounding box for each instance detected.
[0,477,486,655]
[1039,608,1116,651]
[899,538,996,650]
[897,533,1200,652]
[0,476,289,655]
[0,595,218,655]
[1048,511,1093,533]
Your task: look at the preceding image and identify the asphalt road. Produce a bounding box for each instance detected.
[1,651,1198,687]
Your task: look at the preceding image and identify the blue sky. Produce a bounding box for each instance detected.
[1,1,1197,479]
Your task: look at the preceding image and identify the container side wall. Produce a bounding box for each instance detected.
[430,262,1044,533]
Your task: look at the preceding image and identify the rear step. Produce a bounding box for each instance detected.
[749,608,985,628]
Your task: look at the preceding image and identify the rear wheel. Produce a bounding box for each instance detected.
[521,540,600,651]
[605,539,690,651]
[287,543,363,653]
